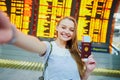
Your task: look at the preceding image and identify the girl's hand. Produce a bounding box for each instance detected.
[85,55,96,73]
[0,11,13,44]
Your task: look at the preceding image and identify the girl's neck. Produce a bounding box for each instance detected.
[55,38,67,48]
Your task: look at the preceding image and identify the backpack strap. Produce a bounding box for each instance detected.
[42,42,52,77]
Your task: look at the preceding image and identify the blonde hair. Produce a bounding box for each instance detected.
[57,16,86,78]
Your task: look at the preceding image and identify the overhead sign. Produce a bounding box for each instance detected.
[37,0,72,38]
[0,0,114,43]
[77,0,113,43]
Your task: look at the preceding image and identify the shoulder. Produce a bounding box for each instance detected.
[43,41,54,47]
[40,41,54,56]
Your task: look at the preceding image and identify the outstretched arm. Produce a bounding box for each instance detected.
[0,11,47,55]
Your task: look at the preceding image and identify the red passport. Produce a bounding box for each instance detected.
[81,42,91,58]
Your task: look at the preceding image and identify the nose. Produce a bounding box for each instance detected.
[64,29,71,36]
[65,28,70,33]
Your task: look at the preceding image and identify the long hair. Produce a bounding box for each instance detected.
[57,16,86,78]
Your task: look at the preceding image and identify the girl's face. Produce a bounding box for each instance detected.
[56,18,75,42]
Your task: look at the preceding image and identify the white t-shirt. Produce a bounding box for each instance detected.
[42,41,81,80]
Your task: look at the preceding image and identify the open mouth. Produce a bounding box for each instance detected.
[61,33,71,38]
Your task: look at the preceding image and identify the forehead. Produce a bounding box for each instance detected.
[59,18,74,28]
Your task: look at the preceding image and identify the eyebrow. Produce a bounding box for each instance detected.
[61,24,66,26]
[61,24,74,28]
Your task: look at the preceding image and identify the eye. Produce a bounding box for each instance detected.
[61,26,66,29]
[70,28,74,32]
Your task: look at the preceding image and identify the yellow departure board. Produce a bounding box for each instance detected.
[10,0,24,30]
[77,0,113,43]
[0,0,7,11]
[0,0,32,34]
[22,0,32,34]
[0,0,114,43]
[37,0,72,38]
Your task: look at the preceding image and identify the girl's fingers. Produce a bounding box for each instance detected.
[86,55,96,65]
[0,11,11,29]
[0,11,13,44]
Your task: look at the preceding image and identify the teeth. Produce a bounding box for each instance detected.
[62,34,69,38]
[63,35,68,38]
[61,32,70,39]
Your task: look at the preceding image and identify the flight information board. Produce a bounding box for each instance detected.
[0,0,114,43]
[0,0,32,34]
[0,0,7,11]
[37,0,72,38]
[77,0,113,43]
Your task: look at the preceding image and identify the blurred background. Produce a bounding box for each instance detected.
[0,0,120,80]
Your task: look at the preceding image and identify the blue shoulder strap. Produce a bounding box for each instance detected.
[42,42,52,76]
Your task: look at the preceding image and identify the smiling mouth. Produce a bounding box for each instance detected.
[61,33,70,38]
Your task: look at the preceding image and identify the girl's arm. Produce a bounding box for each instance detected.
[0,11,47,55]
[14,28,47,55]
[82,55,96,80]
[81,72,90,80]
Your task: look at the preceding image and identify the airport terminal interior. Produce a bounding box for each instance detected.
[0,0,120,80]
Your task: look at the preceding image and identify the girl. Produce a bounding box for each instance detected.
[0,11,96,80]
